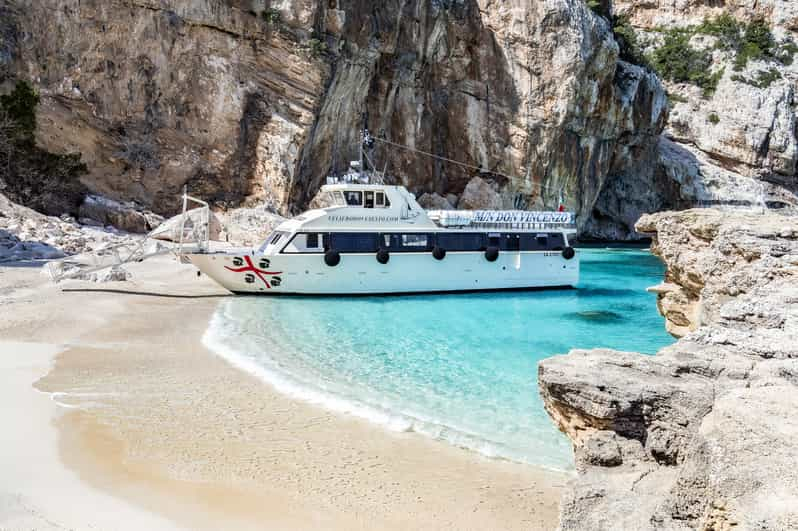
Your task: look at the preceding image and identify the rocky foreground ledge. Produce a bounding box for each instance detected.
[539,209,798,530]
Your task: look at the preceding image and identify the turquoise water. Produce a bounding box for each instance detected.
[204,249,673,470]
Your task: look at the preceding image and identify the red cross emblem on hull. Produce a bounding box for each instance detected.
[224,256,283,288]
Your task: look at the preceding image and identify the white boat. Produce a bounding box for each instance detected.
[186,176,579,295]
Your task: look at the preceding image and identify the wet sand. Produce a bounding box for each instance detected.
[0,257,568,530]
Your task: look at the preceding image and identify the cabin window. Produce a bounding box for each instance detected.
[375,191,386,207]
[260,231,290,253]
[364,191,375,208]
[345,191,363,206]
[280,232,326,254]
[488,233,501,247]
[402,234,428,247]
[332,232,378,253]
[436,233,485,251]
[332,191,346,206]
[381,233,432,251]
[518,232,566,251]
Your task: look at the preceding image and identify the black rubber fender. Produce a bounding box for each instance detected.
[432,246,446,260]
[376,248,390,264]
[324,250,341,267]
[562,246,576,260]
[485,246,499,262]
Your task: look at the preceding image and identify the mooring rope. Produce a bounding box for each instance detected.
[369,136,566,197]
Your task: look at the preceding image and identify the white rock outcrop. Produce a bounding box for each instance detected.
[216,206,286,247]
[539,208,798,530]
[1,192,135,263]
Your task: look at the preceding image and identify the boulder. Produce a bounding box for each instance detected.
[216,206,286,247]
[1,192,138,262]
[416,192,454,210]
[457,177,503,210]
[79,195,164,234]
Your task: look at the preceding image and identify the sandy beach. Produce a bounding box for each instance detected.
[0,257,568,530]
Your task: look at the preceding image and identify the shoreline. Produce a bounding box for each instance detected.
[0,340,179,530]
[203,301,574,472]
[0,257,568,530]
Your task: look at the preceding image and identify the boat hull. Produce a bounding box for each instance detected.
[188,250,580,295]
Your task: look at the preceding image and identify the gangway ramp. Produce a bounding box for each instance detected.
[44,193,210,283]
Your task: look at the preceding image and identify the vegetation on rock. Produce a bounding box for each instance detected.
[648,14,794,93]
[262,8,281,25]
[583,2,650,69]
[612,15,649,68]
[731,67,783,89]
[666,91,688,104]
[0,80,38,140]
[0,81,88,216]
[306,32,328,58]
[697,14,780,71]
[649,29,721,97]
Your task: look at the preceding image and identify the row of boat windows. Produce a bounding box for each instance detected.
[325,190,392,208]
[278,232,566,253]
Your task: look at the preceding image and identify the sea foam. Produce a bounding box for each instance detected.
[202,305,544,467]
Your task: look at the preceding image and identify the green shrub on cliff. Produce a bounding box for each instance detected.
[262,8,281,25]
[697,13,741,50]
[731,67,782,89]
[0,81,88,216]
[649,30,720,97]
[776,41,798,65]
[0,80,39,142]
[649,14,791,94]
[307,35,328,58]
[612,15,650,68]
[585,0,610,20]
[696,14,781,71]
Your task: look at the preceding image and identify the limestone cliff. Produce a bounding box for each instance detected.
[539,209,798,530]
[613,0,798,211]
[0,0,671,239]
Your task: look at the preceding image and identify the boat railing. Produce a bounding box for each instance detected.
[325,167,386,185]
[44,190,211,283]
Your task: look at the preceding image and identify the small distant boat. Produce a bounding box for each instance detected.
[186,170,579,295]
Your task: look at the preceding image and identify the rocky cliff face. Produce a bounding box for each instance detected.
[539,209,798,530]
[1,0,673,238]
[614,0,798,211]
[2,0,327,216]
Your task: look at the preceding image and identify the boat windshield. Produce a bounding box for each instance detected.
[257,230,289,253]
[322,191,347,207]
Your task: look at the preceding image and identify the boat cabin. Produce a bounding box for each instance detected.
[260,183,576,257]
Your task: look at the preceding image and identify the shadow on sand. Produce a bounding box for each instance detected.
[60,288,230,299]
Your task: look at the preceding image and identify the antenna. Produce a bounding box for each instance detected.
[359,128,364,182]
[359,112,371,182]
